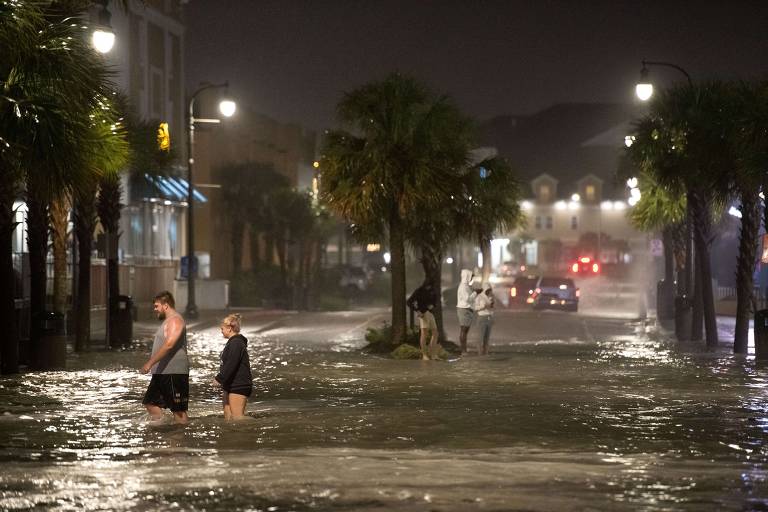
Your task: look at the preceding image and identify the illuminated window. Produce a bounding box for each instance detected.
[585,184,596,201]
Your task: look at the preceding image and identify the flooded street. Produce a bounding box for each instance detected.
[1,308,768,511]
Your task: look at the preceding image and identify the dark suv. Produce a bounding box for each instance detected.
[531,276,579,312]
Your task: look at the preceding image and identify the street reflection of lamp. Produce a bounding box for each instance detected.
[635,60,693,101]
[92,0,115,54]
[185,81,236,319]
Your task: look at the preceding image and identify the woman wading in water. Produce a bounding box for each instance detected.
[213,314,253,419]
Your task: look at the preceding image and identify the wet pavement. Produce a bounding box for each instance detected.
[1,306,768,510]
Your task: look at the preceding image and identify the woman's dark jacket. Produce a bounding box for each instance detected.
[215,334,253,393]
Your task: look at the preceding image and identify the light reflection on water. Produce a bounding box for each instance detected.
[1,317,768,510]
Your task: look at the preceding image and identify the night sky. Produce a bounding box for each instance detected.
[185,1,768,130]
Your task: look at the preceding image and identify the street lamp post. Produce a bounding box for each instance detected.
[633,59,694,325]
[635,59,693,101]
[185,82,236,319]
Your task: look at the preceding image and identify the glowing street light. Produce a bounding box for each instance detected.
[635,65,653,101]
[91,1,115,53]
[218,99,237,118]
[635,60,693,102]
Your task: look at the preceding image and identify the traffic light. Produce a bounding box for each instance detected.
[157,122,170,151]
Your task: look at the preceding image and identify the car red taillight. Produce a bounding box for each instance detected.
[592,263,599,273]
[575,288,580,298]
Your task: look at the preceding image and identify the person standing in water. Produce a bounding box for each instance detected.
[140,291,189,424]
[213,313,253,420]
[456,269,477,354]
[474,283,495,355]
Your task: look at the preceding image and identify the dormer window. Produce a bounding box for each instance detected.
[539,184,551,202]
[585,184,596,202]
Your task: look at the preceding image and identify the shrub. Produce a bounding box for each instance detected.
[364,322,421,353]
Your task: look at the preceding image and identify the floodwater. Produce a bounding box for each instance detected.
[1,309,768,511]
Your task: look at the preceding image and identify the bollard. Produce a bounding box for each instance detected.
[674,295,692,342]
[755,309,768,359]
[37,311,66,370]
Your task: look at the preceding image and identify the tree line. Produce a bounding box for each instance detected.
[625,81,768,353]
[1,1,176,373]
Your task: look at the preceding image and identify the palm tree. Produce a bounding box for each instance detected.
[635,83,735,348]
[732,81,768,353]
[214,162,289,274]
[1,1,121,369]
[321,74,472,345]
[73,95,129,352]
[624,146,687,320]
[460,157,523,283]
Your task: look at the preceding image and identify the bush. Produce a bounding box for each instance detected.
[363,322,423,354]
[391,344,422,359]
[230,266,284,307]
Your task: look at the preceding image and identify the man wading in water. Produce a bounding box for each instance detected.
[140,291,190,424]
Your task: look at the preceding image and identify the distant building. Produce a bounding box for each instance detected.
[478,103,647,273]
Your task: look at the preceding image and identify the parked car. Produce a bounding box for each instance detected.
[508,274,539,305]
[531,276,579,312]
[339,266,371,292]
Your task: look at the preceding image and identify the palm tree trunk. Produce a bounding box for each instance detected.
[0,183,19,374]
[96,176,122,348]
[50,197,69,315]
[480,237,492,283]
[247,226,259,271]
[691,256,704,341]
[265,235,274,267]
[684,193,694,296]
[690,188,718,348]
[275,233,287,287]
[734,189,760,353]
[231,221,244,274]
[73,187,97,352]
[659,226,675,320]
[26,190,48,369]
[419,245,446,342]
[389,207,407,345]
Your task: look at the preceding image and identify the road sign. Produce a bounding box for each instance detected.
[650,238,663,257]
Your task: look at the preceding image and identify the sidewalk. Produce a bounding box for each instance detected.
[88,307,289,347]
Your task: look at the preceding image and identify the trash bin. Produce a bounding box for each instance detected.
[657,279,675,323]
[112,295,134,346]
[755,309,768,360]
[674,295,692,342]
[36,311,66,370]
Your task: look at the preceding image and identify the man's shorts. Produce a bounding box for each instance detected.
[143,374,189,412]
[419,311,438,331]
[457,307,474,327]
